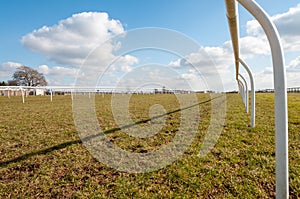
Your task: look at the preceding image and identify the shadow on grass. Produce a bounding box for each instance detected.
[0,95,223,167]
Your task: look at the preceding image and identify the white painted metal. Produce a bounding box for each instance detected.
[237,79,245,105]
[237,1,289,198]
[240,58,255,127]
[21,89,25,104]
[239,74,249,113]
[226,0,288,197]
[238,79,246,107]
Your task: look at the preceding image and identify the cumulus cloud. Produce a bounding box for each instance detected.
[277,56,300,88]
[251,55,300,89]
[246,3,300,52]
[285,56,300,87]
[169,46,232,70]
[167,36,270,80]
[111,55,139,73]
[169,4,289,72]
[22,12,137,69]
[0,61,79,86]
[167,46,231,91]
[239,36,270,56]
[287,56,300,72]
[37,65,79,85]
[21,12,139,86]
[167,41,242,91]
[17,5,300,89]
[166,3,300,91]
[0,62,22,80]
[244,2,300,89]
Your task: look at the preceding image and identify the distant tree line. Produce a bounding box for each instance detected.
[0,66,47,87]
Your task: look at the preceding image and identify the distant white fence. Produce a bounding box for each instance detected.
[0,86,203,103]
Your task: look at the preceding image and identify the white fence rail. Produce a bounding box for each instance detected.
[225,0,288,198]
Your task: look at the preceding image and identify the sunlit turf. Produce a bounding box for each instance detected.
[0,93,299,198]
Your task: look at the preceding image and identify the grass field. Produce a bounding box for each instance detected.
[0,93,299,198]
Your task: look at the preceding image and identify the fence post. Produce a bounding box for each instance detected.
[236,0,288,197]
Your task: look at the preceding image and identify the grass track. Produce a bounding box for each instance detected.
[0,93,299,198]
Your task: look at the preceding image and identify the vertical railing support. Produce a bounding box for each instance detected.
[240,58,255,127]
[231,0,288,197]
[237,79,245,106]
[21,88,25,104]
[239,74,249,113]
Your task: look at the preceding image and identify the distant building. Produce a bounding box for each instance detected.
[8,80,18,86]
[35,88,45,96]
[1,89,23,97]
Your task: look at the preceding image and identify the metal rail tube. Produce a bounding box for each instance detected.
[236,0,288,198]
[237,79,245,104]
[239,58,255,127]
[239,74,249,113]
[225,0,240,80]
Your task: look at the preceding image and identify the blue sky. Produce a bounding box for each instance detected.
[0,0,300,91]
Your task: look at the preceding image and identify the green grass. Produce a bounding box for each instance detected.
[0,93,299,198]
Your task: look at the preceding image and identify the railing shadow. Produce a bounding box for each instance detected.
[0,95,223,167]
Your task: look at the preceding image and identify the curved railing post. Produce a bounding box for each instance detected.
[240,58,255,127]
[21,88,25,104]
[237,79,246,109]
[237,79,244,103]
[50,89,53,102]
[239,74,249,113]
[235,0,288,198]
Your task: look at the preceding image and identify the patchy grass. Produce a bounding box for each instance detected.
[0,93,299,198]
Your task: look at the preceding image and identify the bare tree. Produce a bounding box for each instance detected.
[12,66,47,86]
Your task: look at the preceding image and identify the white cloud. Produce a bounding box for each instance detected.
[168,59,184,68]
[21,12,139,86]
[167,36,272,90]
[176,71,211,91]
[252,55,300,89]
[22,12,134,68]
[167,44,234,91]
[37,65,50,75]
[17,4,300,89]
[0,62,22,81]
[37,65,79,85]
[169,45,233,71]
[287,56,300,72]
[0,62,22,71]
[111,55,139,73]
[239,4,300,90]
[166,3,300,91]
[246,3,300,52]
[286,56,300,88]
[0,62,79,86]
[240,36,270,56]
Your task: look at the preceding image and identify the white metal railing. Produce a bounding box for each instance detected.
[240,58,255,127]
[225,0,288,198]
[0,85,199,103]
[238,74,249,113]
